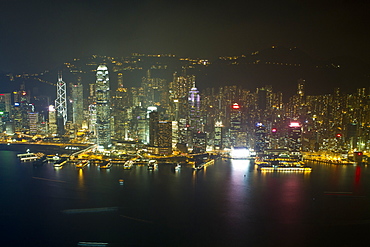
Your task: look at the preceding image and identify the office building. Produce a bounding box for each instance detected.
[95,65,111,149]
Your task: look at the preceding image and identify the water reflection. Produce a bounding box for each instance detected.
[77,168,85,189]
[224,159,251,228]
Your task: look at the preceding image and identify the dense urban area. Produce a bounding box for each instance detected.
[1,51,369,165]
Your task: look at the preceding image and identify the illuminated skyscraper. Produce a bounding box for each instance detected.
[48,105,57,136]
[230,103,242,147]
[95,65,111,149]
[55,72,67,126]
[255,123,267,155]
[28,112,38,135]
[71,80,84,128]
[214,121,223,150]
[288,122,302,155]
[188,80,201,133]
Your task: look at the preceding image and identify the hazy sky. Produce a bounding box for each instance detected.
[1,0,369,72]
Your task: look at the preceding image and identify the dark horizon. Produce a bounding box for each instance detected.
[1,0,369,73]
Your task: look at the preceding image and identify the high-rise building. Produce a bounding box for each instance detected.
[70,81,84,129]
[48,105,57,136]
[188,80,201,149]
[0,93,11,115]
[255,123,267,155]
[0,93,11,126]
[28,112,38,135]
[214,121,223,150]
[141,70,168,109]
[288,122,302,155]
[230,103,242,147]
[55,72,67,127]
[95,65,111,149]
[188,80,201,133]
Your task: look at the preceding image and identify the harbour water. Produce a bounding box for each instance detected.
[1,150,370,246]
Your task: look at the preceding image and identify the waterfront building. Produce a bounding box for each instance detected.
[95,65,111,149]
[255,123,268,155]
[288,121,302,155]
[229,103,243,147]
[193,132,207,153]
[148,111,172,155]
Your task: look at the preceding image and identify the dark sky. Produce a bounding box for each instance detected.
[1,0,369,72]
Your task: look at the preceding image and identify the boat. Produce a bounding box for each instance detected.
[53,157,68,167]
[147,160,157,170]
[255,150,311,172]
[174,163,181,170]
[46,154,61,162]
[99,161,112,169]
[76,160,89,168]
[123,159,134,169]
[193,164,204,170]
[17,152,39,162]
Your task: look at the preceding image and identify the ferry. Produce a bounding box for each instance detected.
[99,161,112,169]
[53,157,68,167]
[174,163,181,171]
[148,160,158,170]
[46,154,61,162]
[259,166,312,172]
[255,150,311,172]
[17,152,39,162]
[76,160,89,168]
[123,160,134,169]
[193,164,204,170]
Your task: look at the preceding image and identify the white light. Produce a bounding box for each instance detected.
[289,122,301,127]
[230,147,250,159]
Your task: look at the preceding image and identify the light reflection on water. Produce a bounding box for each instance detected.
[1,151,370,247]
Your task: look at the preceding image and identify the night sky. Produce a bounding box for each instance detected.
[1,0,369,73]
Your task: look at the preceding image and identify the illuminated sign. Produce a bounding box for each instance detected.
[232,103,240,109]
[289,122,301,127]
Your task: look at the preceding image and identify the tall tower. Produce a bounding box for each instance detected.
[71,80,84,128]
[95,65,111,149]
[55,72,67,126]
[188,80,201,133]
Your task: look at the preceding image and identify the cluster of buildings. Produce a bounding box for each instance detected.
[1,64,369,157]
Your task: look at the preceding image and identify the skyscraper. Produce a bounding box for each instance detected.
[95,65,111,149]
[48,105,57,136]
[55,72,67,127]
[70,80,84,129]
[188,80,201,133]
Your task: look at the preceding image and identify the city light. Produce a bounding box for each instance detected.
[230,147,250,159]
[289,122,301,127]
[232,103,240,109]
